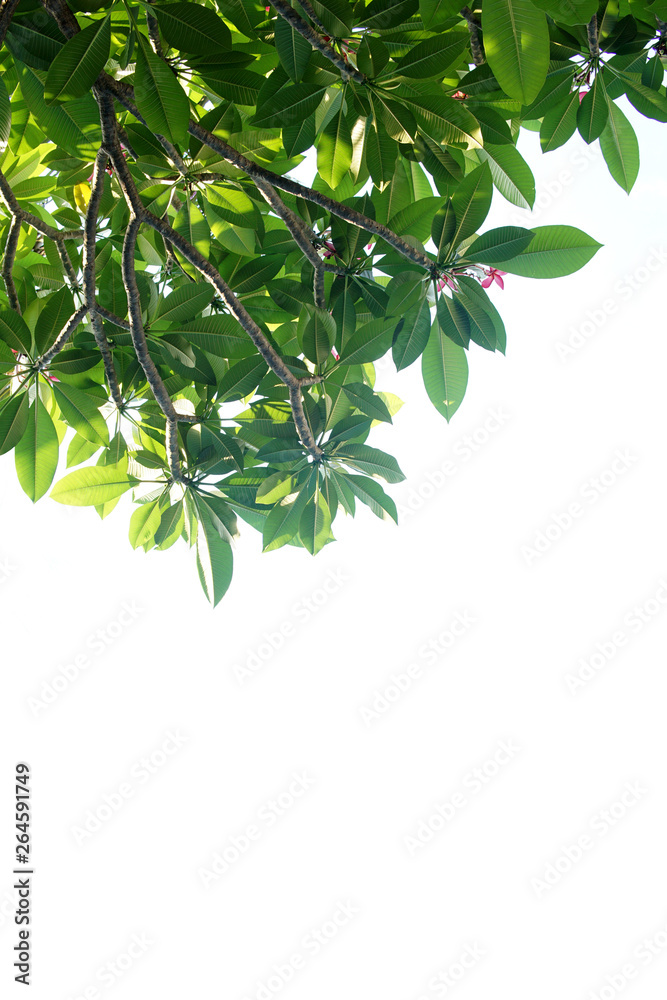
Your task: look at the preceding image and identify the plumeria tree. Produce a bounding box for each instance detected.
[0,0,664,601]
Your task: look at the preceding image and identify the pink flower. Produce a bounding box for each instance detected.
[452,90,468,100]
[330,346,340,361]
[437,274,459,293]
[578,90,588,103]
[481,268,506,290]
[322,240,337,259]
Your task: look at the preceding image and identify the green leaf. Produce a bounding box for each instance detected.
[196,508,233,606]
[262,480,313,552]
[375,96,417,142]
[450,163,493,247]
[17,63,102,159]
[476,143,536,209]
[303,310,335,365]
[392,298,431,371]
[339,319,393,366]
[153,3,231,53]
[403,92,483,148]
[577,74,608,144]
[0,310,32,355]
[529,0,596,25]
[335,381,392,422]
[318,105,353,188]
[34,286,75,355]
[252,84,325,129]
[0,392,29,455]
[256,471,298,504]
[336,443,405,483]
[599,101,640,193]
[436,293,471,348]
[344,473,398,522]
[50,464,134,505]
[154,501,184,549]
[393,30,469,79]
[357,36,389,77]
[0,78,11,150]
[134,40,190,146]
[464,226,534,263]
[52,382,109,445]
[490,224,602,277]
[15,398,59,502]
[309,0,354,35]
[366,118,398,190]
[155,283,215,324]
[274,15,311,81]
[218,357,269,400]
[482,0,550,104]
[422,320,469,421]
[540,91,580,152]
[44,17,110,104]
[299,490,331,555]
[129,499,161,549]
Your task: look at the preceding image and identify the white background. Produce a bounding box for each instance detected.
[2,100,667,1000]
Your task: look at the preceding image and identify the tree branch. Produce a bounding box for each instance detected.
[83,149,124,409]
[38,307,87,367]
[461,7,484,66]
[0,0,21,49]
[2,216,21,312]
[269,0,367,85]
[587,15,600,59]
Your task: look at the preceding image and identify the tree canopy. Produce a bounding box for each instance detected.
[0,0,664,602]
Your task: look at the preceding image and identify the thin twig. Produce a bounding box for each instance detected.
[38,307,87,367]
[2,216,21,312]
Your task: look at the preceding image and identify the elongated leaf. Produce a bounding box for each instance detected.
[0,310,32,355]
[274,16,311,81]
[134,40,190,145]
[299,491,331,555]
[129,499,161,549]
[52,382,109,445]
[336,381,392,422]
[155,284,215,324]
[154,3,231,53]
[262,481,312,552]
[490,224,602,277]
[0,78,11,149]
[50,465,134,505]
[0,392,29,455]
[344,473,398,522]
[336,443,406,483]
[465,226,534,263]
[302,310,335,365]
[422,320,468,421]
[577,74,608,144]
[318,105,353,188]
[392,298,431,371]
[252,84,325,129]
[393,30,469,78]
[15,398,59,502]
[339,319,393,366]
[476,143,535,209]
[44,17,110,104]
[450,163,493,247]
[540,92,579,152]
[599,101,639,193]
[196,508,233,606]
[482,0,549,104]
[218,357,268,400]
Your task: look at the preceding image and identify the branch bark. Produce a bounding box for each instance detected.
[461,7,484,66]
[269,0,367,85]
[587,15,600,59]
